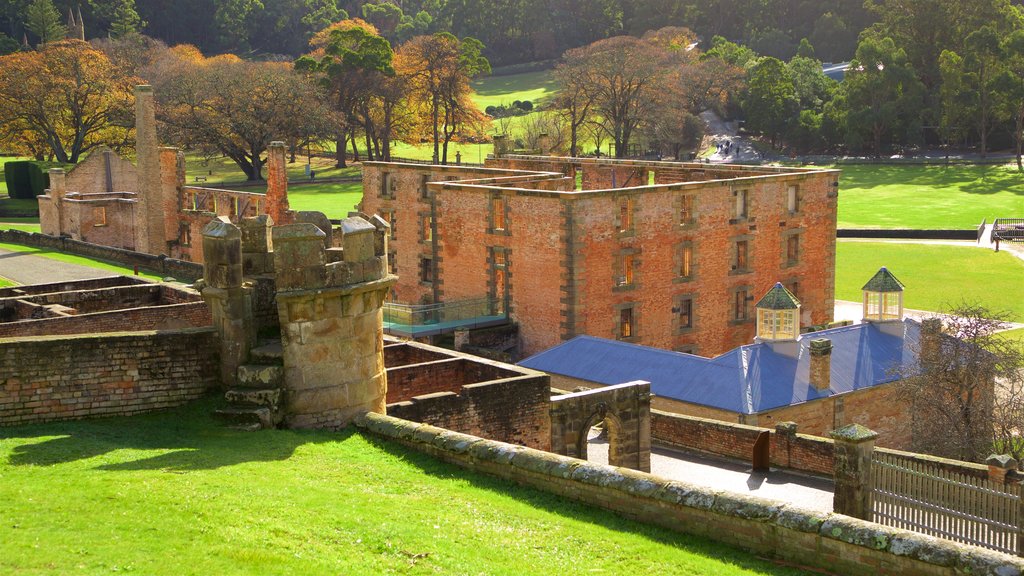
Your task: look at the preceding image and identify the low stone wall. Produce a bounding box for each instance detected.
[0,302,212,338]
[387,374,551,451]
[355,412,1024,576]
[0,230,203,281]
[0,327,219,427]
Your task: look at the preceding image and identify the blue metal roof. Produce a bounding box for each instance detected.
[519,319,921,414]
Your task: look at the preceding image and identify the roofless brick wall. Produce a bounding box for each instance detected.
[0,328,219,427]
[356,413,1024,576]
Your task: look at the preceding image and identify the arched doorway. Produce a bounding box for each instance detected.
[549,381,651,472]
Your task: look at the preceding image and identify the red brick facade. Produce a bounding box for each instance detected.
[361,156,839,357]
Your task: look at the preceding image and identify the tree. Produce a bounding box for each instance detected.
[154,47,334,180]
[552,56,594,157]
[994,30,1024,170]
[296,19,396,166]
[0,32,19,55]
[840,36,924,155]
[895,304,1024,463]
[559,34,668,158]
[743,57,798,146]
[0,40,137,162]
[397,32,489,164]
[24,0,64,45]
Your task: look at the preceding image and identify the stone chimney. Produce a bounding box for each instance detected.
[919,318,942,368]
[265,141,294,225]
[41,168,67,237]
[493,134,509,158]
[134,85,166,255]
[809,338,833,392]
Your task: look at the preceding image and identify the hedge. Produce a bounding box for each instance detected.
[4,161,54,199]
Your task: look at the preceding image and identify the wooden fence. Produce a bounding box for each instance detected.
[871,451,1021,555]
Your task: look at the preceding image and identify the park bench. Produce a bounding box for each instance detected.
[194,176,207,183]
[992,218,1024,250]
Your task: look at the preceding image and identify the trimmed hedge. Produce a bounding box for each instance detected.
[4,161,54,199]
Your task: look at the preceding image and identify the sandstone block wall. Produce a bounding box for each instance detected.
[0,328,219,427]
[0,302,211,338]
[356,412,1024,576]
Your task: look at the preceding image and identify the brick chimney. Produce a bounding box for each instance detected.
[919,318,942,368]
[265,141,294,225]
[809,338,833,391]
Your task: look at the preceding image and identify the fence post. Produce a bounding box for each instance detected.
[775,422,798,469]
[830,423,879,520]
[987,454,1018,484]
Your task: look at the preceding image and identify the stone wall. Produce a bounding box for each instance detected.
[0,328,219,427]
[0,230,203,281]
[386,373,551,451]
[355,412,1024,576]
[0,302,211,338]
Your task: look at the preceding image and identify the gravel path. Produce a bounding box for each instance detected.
[0,247,119,285]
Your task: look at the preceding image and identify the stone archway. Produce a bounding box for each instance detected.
[549,381,650,472]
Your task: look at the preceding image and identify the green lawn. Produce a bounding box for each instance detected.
[0,242,162,281]
[0,218,41,233]
[836,240,1024,321]
[837,163,1024,229]
[470,69,558,110]
[0,276,14,287]
[0,399,810,576]
[287,181,363,218]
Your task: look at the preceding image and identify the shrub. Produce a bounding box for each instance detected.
[4,161,32,199]
[26,162,50,198]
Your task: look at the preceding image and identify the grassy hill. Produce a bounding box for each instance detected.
[0,399,811,575]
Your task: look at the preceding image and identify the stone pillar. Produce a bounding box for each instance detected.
[273,219,396,429]
[199,217,254,387]
[159,147,185,251]
[493,135,509,158]
[240,215,274,276]
[134,85,166,255]
[775,421,798,469]
[830,424,879,520]
[987,454,1018,484]
[809,338,833,391]
[920,318,942,368]
[41,168,66,236]
[265,141,293,225]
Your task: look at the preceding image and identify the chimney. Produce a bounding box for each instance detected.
[265,141,294,225]
[134,85,165,254]
[492,134,508,158]
[809,338,833,391]
[48,168,66,199]
[919,318,942,368]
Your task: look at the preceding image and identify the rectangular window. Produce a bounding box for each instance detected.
[420,174,431,199]
[230,197,239,217]
[787,185,800,213]
[388,251,397,275]
[381,172,396,198]
[618,197,633,233]
[786,234,800,266]
[733,239,749,272]
[422,215,433,242]
[492,196,507,231]
[420,257,433,283]
[680,194,694,226]
[619,306,634,339]
[735,189,749,220]
[679,244,693,278]
[785,280,799,298]
[93,206,107,227]
[179,223,191,246]
[734,289,750,321]
[678,297,693,330]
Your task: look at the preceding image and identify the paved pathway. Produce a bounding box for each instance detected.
[588,431,834,512]
[0,247,117,285]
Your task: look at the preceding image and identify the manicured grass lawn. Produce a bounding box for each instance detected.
[0,242,162,281]
[0,276,14,287]
[287,181,363,218]
[0,218,41,233]
[470,69,558,110]
[837,163,1024,229]
[835,240,1024,321]
[390,140,494,163]
[0,399,811,576]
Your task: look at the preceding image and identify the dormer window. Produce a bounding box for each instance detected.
[862,267,904,322]
[755,282,801,341]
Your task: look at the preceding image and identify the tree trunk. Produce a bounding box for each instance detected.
[349,132,360,162]
[335,136,347,168]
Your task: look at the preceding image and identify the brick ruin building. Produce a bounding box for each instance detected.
[360,153,840,358]
[37,85,297,264]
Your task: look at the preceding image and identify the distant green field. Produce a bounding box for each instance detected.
[837,163,1024,229]
[287,181,363,218]
[835,240,1024,321]
[470,69,558,110]
[184,153,360,184]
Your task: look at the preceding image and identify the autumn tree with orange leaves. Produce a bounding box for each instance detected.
[397,32,490,164]
[0,39,137,162]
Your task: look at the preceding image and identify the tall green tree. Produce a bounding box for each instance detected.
[840,36,924,155]
[743,57,798,146]
[993,30,1024,169]
[89,0,146,38]
[24,0,65,45]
